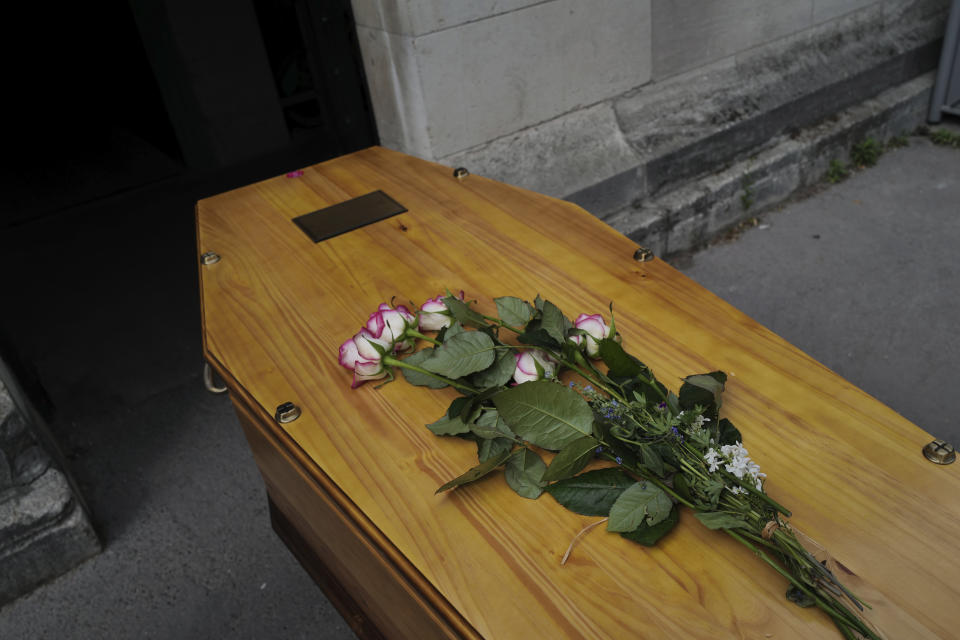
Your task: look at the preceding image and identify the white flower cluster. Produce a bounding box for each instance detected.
[703,442,766,493]
[677,411,710,432]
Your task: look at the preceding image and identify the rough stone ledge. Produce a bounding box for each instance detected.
[605,73,935,258]
[0,498,99,606]
[0,378,100,608]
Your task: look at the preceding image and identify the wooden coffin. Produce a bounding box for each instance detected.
[197,147,960,639]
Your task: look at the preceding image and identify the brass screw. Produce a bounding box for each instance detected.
[922,440,956,465]
[453,167,470,181]
[201,251,221,265]
[275,402,301,424]
[633,246,654,262]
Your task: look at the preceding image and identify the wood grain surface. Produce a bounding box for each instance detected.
[198,146,960,639]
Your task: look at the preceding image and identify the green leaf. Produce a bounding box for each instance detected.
[505,448,547,499]
[786,585,816,608]
[673,474,693,503]
[542,436,598,482]
[597,338,646,378]
[693,511,749,530]
[598,339,667,401]
[443,296,488,329]
[470,349,516,388]
[492,381,594,450]
[471,410,515,440]
[540,300,569,345]
[447,396,469,420]
[494,296,534,328]
[534,294,545,311]
[716,418,742,447]
[423,331,496,378]
[436,448,515,493]
[703,479,725,508]
[620,505,679,546]
[607,482,673,532]
[666,392,680,416]
[427,414,470,436]
[545,468,634,516]
[517,327,561,350]
[638,444,664,477]
[400,349,449,389]
[442,321,465,341]
[477,436,514,463]
[678,372,727,414]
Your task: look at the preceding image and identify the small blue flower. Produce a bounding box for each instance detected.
[615,456,623,464]
[657,401,667,410]
[611,400,618,406]
[568,381,575,388]
[585,385,594,392]
[595,446,603,454]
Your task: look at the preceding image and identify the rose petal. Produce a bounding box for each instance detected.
[512,350,557,384]
[365,311,387,337]
[574,313,607,339]
[355,358,384,377]
[356,329,389,359]
[338,337,360,370]
[515,352,537,376]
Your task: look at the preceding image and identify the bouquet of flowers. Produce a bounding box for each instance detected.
[338,292,881,639]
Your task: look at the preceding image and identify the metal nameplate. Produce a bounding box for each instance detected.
[293,190,407,243]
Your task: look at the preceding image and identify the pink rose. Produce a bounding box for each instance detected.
[338,330,388,388]
[569,313,610,358]
[368,303,416,352]
[418,292,464,331]
[512,349,558,384]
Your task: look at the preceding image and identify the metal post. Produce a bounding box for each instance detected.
[929,0,960,123]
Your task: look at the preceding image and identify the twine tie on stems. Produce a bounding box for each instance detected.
[762,520,780,540]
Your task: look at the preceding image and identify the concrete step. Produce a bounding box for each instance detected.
[604,73,936,258]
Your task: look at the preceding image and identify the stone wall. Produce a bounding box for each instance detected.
[351,0,948,251]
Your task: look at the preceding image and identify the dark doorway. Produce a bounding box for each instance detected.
[3,1,184,228]
[253,0,378,157]
[3,0,378,229]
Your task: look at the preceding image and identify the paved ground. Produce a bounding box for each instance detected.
[0,132,956,638]
[680,135,960,447]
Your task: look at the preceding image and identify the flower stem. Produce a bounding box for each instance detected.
[405,329,442,346]
[383,356,478,394]
[742,482,792,517]
[480,313,522,333]
[558,352,625,402]
[726,530,877,639]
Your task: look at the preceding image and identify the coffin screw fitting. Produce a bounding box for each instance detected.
[275,402,302,424]
[922,439,956,465]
